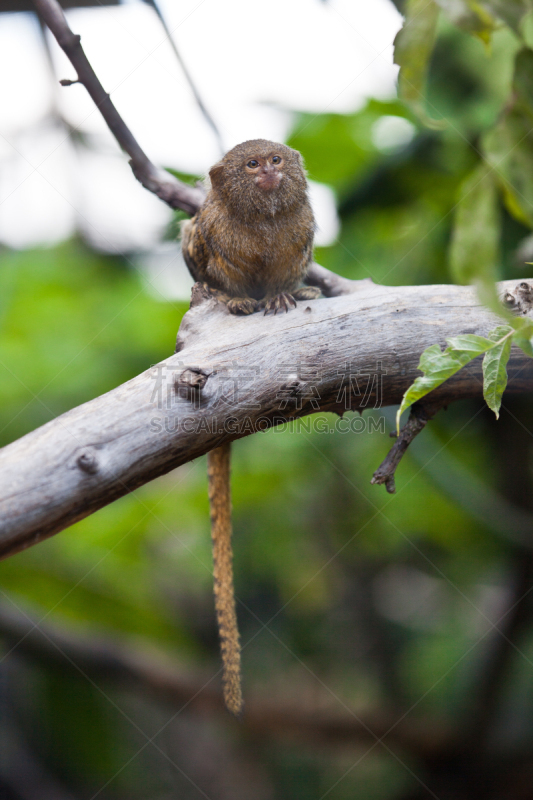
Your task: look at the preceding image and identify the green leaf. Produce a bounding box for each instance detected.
[482,50,533,227]
[446,333,498,352]
[513,332,533,356]
[449,163,499,286]
[483,108,533,226]
[394,0,445,128]
[434,0,496,44]
[288,111,380,190]
[512,47,533,113]
[396,335,495,433]
[512,317,533,355]
[479,0,530,35]
[482,325,514,417]
[513,316,533,334]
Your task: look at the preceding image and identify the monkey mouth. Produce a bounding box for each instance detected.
[255,172,282,191]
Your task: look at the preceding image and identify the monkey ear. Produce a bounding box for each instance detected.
[209,162,224,191]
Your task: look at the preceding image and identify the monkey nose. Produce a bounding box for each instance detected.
[256,169,281,191]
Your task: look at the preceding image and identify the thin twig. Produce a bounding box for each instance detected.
[371,401,443,493]
[33,0,205,214]
[143,0,225,156]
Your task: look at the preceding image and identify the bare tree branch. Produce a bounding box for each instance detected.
[32,0,206,214]
[1,279,533,560]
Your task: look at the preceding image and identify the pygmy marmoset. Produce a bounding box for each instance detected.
[181,139,320,715]
[181,138,320,314]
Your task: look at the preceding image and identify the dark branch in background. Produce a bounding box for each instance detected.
[32,0,205,214]
[464,399,533,754]
[466,554,533,751]
[142,0,225,156]
[0,602,451,758]
[371,401,444,493]
[0,718,76,800]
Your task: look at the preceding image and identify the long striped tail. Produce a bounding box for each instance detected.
[207,442,243,716]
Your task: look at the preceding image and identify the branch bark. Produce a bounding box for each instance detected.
[1,278,533,560]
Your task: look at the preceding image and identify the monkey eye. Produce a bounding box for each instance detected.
[247,159,259,168]
[272,156,282,164]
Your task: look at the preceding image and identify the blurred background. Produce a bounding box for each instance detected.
[2,0,533,798]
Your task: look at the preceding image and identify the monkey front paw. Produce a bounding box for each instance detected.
[292,286,321,301]
[259,292,297,315]
[227,297,258,315]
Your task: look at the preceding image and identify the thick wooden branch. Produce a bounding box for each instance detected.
[32,0,206,214]
[1,279,533,560]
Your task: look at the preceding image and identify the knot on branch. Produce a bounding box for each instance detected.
[175,367,210,401]
[76,448,99,475]
[502,281,533,315]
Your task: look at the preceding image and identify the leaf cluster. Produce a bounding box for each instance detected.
[395,0,533,427]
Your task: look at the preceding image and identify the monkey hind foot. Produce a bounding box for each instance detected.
[200,282,230,302]
[226,297,257,315]
[200,284,257,315]
[292,286,321,300]
[259,292,297,315]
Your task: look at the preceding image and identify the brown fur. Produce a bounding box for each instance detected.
[182,141,320,715]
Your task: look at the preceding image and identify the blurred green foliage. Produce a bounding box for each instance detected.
[2,2,533,799]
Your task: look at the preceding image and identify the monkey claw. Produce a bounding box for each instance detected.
[260,292,298,315]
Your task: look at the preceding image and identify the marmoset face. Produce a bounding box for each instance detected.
[208,139,309,218]
[244,151,284,191]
